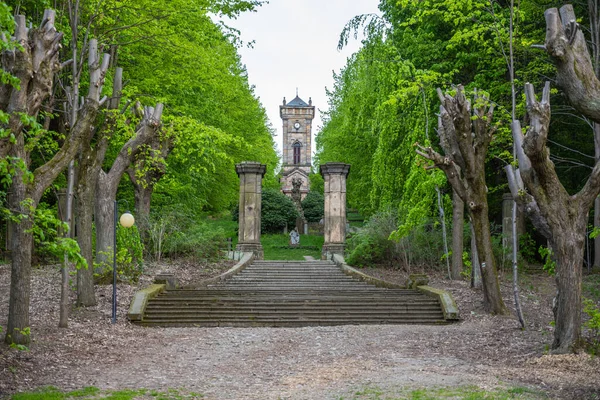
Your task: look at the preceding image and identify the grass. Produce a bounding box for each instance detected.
[202,213,238,238]
[583,272,600,302]
[261,233,324,260]
[10,386,203,399]
[340,385,548,400]
[13,385,549,400]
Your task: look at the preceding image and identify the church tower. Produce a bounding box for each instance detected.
[280,93,315,199]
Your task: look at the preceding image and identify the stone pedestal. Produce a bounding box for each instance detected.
[320,163,350,260]
[236,162,266,259]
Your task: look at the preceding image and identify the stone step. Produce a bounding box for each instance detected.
[146,298,439,310]
[136,318,447,327]
[159,290,420,297]
[135,260,449,328]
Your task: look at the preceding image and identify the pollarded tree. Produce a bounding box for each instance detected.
[416,87,508,315]
[1,11,110,345]
[506,4,600,353]
[94,104,164,272]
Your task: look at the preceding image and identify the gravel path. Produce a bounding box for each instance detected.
[1,262,599,399]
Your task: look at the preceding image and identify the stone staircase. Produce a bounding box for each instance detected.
[136,260,449,327]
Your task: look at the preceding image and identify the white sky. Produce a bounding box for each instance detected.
[226,0,381,158]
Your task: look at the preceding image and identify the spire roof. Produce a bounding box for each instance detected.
[286,95,309,107]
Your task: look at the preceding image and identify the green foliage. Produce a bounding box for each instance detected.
[308,171,324,194]
[7,201,87,269]
[161,222,227,261]
[461,251,472,280]
[583,298,600,355]
[110,0,278,210]
[95,225,144,283]
[347,209,447,269]
[518,232,537,263]
[301,191,324,223]
[7,327,30,351]
[153,117,239,213]
[346,209,400,268]
[538,246,556,276]
[144,209,236,261]
[260,188,299,234]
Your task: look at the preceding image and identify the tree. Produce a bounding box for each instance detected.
[1,11,109,345]
[260,189,298,234]
[417,86,508,315]
[302,191,324,223]
[506,5,600,353]
[126,123,175,241]
[94,104,164,271]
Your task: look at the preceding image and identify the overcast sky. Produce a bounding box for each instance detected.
[226,0,381,156]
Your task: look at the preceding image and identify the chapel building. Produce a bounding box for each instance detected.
[280,93,315,200]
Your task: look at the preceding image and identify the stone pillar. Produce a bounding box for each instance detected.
[320,162,350,259]
[235,162,266,259]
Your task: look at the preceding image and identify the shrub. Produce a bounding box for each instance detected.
[260,188,298,233]
[583,298,600,355]
[162,222,227,261]
[302,191,324,222]
[346,209,401,268]
[95,224,144,283]
[346,209,446,270]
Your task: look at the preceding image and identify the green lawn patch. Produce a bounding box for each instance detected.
[261,233,324,260]
[10,386,203,400]
[342,385,548,399]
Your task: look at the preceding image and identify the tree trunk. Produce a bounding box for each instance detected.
[95,173,116,272]
[2,11,109,344]
[5,178,33,345]
[594,123,600,267]
[127,168,153,244]
[94,105,164,268]
[451,189,464,280]
[551,221,587,353]
[416,86,507,315]
[470,222,482,289]
[76,169,98,306]
[76,67,121,298]
[471,207,506,313]
[508,83,598,352]
[436,186,451,278]
[59,161,75,328]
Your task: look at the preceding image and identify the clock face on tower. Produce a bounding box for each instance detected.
[293,122,300,130]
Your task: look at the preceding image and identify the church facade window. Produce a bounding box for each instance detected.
[293,141,302,164]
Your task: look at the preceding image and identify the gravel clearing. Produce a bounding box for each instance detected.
[1,260,599,399]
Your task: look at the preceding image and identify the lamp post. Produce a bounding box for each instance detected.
[112,200,135,324]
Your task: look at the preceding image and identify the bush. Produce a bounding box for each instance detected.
[583,298,600,355]
[346,209,446,270]
[260,188,299,233]
[302,191,324,222]
[162,222,227,261]
[145,208,230,261]
[95,224,144,283]
[346,209,401,268]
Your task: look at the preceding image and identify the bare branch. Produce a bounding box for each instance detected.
[545,5,600,123]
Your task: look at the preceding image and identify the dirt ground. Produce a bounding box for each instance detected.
[0,259,599,400]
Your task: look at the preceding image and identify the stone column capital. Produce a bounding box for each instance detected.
[319,162,350,177]
[236,161,267,177]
